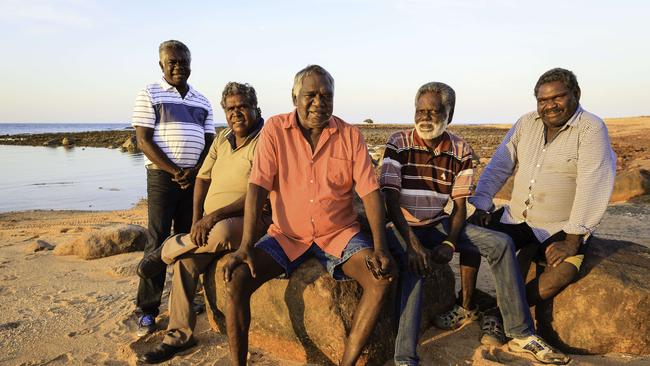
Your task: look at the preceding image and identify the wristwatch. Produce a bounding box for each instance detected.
[176,167,184,176]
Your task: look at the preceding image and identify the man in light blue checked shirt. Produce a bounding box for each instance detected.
[468,68,616,362]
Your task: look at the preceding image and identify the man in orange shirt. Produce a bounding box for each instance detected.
[222,65,396,366]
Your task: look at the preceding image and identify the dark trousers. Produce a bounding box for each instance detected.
[136,169,193,316]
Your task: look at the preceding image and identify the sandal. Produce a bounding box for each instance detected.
[433,303,479,330]
[479,313,506,346]
[508,334,570,364]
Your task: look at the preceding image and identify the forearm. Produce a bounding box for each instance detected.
[446,198,467,244]
[135,127,180,174]
[208,195,246,222]
[361,190,388,252]
[192,178,211,223]
[238,183,268,250]
[384,189,416,248]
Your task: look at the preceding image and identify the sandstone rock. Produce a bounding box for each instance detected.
[25,240,54,253]
[533,237,650,355]
[203,256,455,365]
[121,135,139,152]
[54,224,148,260]
[610,169,650,203]
[42,139,58,146]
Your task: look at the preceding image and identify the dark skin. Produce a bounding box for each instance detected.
[470,80,582,301]
[222,73,395,366]
[136,46,214,189]
[189,94,260,247]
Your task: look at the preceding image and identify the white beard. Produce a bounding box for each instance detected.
[415,118,448,140]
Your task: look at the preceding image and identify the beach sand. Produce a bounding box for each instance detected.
[1,118,649,365]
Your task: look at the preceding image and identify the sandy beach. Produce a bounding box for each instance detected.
[1,119,649,365]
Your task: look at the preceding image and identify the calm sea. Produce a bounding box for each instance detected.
[0,145,146,212]
[0,123,132,135]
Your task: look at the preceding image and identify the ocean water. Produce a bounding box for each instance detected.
[0,123,133,135]
[0,145,146,212]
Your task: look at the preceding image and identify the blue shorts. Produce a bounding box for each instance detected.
[255,231,373,281]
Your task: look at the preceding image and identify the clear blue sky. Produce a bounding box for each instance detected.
[1,0,648,124]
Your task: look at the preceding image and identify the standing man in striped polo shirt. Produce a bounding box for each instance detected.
[131,40,215,336]
[469,68,616,341]
[382,82,569,365]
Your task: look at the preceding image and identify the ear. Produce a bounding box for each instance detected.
[291,92,297,107]
[447,107,455,124]
[574,87,581,102]
[159,60,164,72]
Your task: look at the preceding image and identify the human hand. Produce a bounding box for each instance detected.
[173,167,195,189]
[223,247,256,282]
[545,237,580,267]
[469,208,492,227]
[406,235,432,277]
[365,249,395,280]
[190,213,217,247]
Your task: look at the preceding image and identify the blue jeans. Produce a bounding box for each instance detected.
[390,219,534,366]
[255,231,373,280]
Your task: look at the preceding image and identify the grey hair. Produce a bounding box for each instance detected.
[534,68,580,97]
[415,82,456,121]
[158,40,191,60]
[291,65,335,100]
[220,82,258,109]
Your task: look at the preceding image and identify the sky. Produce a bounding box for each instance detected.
[1,0,648,125]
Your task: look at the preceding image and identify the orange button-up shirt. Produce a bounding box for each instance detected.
[249,110,379,261]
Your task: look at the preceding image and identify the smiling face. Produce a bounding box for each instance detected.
[159,47,191,89]
[293,73,334,130]
[223,94,258,139]
[536,81,580,129]
[414,91,449,140]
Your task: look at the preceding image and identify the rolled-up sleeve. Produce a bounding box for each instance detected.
[249,124,277,191]
[352,129,380,198]
[379,133,403,192]
[470,120,521,211]
[562,124,616,236]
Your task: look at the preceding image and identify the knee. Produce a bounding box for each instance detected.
[224,267,253,301]
[490,233,515,260]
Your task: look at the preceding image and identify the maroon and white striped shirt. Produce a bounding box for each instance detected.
[380,129,475,227]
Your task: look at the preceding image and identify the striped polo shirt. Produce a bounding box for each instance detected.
[470,106,616,242]
[131,78,215,168]
[380,129,475,226]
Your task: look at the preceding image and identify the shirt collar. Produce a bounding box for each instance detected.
[283,109,338,131]
[411,128,453,155]
[226,117,265,150]
[158,77,195,97]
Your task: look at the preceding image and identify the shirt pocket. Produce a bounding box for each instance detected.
[544,156,578,176]
[326,156,353,192]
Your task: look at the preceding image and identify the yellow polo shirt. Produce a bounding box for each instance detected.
[197,123,261,214]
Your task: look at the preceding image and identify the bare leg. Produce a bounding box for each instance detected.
[339,249,396,366]
[224,248,284,366]
[458,250,480,310]
[525,262,578,306]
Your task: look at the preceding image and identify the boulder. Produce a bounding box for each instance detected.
[62,137,74,146]
[203,256,455,365]
[54,224,148,259]
[121,135,139,152]
[610,169,650,203]
[533,237,650,355]
[25,239,54,253]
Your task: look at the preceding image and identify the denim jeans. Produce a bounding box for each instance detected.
[390,219,534,366]
[136,169,193,316]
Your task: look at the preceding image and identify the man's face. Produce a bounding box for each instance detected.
[224,94,258,138]
[536,81,580,129]
[159,47,191,88]
[414,92,448,140]
[293,73,334,130]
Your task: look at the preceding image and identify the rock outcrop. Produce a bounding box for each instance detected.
[54,224,148,259]
[533,237,650,355]
[610,169,650,203]
[203,256,455,365]
[121,135,139,152]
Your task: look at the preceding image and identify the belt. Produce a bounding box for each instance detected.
[146,163,165,170]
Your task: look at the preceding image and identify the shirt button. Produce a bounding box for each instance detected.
[528,193,532,197]
[310,180,314,183]
[311,218,314,222]
[542,149,546,152]
[310,160,313,164]
[530,179,535,183]
[536,164,541,167]
[309,199,313,203]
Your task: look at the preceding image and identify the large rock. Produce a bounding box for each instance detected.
[203,255,455,365]
[121,135,139,152]
[534,237,650,355]
[610,169,650,203]
[54,224,148,259]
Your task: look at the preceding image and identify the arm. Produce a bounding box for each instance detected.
[430,197,466,263]
[360,190,394,279]
[135,126,184,181]
[223,183,269,281]
[546,123,616,266]
[173,132,216,189]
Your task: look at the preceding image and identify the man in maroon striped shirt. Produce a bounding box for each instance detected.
[382,82,569,365]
